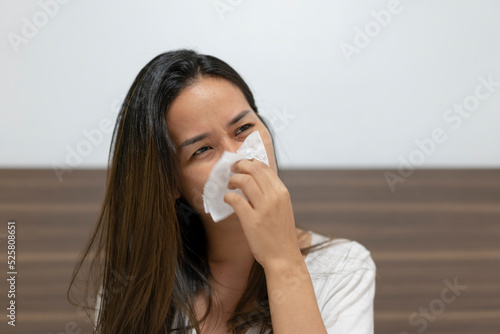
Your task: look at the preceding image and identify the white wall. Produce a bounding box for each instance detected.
[1,0,499,170]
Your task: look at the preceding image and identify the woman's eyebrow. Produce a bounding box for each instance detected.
[178,110,251,150]
[227,109,251,127]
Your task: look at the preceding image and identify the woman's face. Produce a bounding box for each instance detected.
[166,76,277,218]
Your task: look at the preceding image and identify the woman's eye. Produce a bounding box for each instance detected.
[192,146,209,157]
[236,123,254,135]
[191,124,254,158]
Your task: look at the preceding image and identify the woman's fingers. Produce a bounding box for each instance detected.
[231,158,282,195]
[227,172,263,209]
[223,191,254,221]
[224,158,298,267]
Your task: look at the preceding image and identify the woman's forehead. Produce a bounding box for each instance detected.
[166,78,251,136]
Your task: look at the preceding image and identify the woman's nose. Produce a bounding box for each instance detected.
[220,137,241,153]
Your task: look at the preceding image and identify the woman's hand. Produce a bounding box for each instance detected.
[223,158,303,269]
[224,158,328,334]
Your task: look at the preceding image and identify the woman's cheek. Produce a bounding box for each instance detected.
[192,189,205,212]
[184,174,209,213]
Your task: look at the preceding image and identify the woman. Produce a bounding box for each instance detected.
[68,49,376,334]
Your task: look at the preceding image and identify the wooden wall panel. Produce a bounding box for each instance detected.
[0,169,498,334]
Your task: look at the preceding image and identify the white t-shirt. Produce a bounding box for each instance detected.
[94,231,376,333]
[235,231,376,334]
[297,231,376,333]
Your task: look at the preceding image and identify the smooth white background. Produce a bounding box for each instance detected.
[1,0,499,169]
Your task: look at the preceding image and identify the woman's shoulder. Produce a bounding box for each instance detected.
[304,230,376,332]
[304,230,376,278]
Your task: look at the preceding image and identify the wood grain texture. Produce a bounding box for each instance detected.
[0,169,498,334]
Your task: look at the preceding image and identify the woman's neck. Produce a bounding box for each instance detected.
[199,213,311,275]
[202,213,254,264]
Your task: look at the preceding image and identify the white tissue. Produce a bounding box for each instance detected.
[202,130,270,223]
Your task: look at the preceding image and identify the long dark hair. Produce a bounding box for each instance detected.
[67,49,332,333]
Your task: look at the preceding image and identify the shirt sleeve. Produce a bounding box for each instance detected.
[313,241,377,334]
